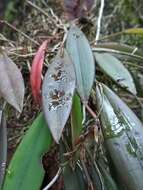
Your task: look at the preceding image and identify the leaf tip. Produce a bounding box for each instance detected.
[52,132,62,144]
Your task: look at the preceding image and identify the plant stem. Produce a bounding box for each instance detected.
[85,104,97,120]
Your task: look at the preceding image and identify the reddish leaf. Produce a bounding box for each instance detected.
[30,40,48,104]
[0,51,25,112]
[64,0,94,20]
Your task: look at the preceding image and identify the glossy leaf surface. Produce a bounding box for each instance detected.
[0,51,25,112]
[95,53,136,94]
[66,25,95,102]
[96,84,143,190]
[0,110,7,189]
[42,50,75,143]
[30,40,48,104]
[3,113,52,190]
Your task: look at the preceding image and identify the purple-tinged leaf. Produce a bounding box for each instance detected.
[42,49,76,143]
[0,110,7,189]
[85,0,95,10]
[64,0,94,20]
[64,0,82,20]
[0,51,25,112]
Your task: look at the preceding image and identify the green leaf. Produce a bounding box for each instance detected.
[132,71,143,97]
[66,25,95,102]
[63,164,86,190]
[71,94,83,146]
[94,53,136,95]
[95,42,143,57]
[96,84,143,190]
[93,47,143,63]
[60,142,86,190]
[42,49,75,143]
[98,161,118,190]
[124,28,143,35]
[0,110,7,189]
[2,113,52,190]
